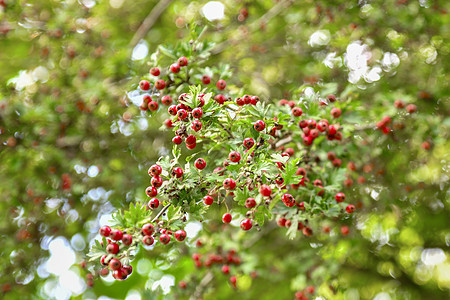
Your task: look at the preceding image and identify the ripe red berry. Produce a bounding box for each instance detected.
[216,79,226,90]
[142,223,155,236]
[195,158,206,170]
[303,135,313,146]
[236,97,245,106]
[240,218,253,231]
[331,107,341,118]
[177,109,188,120]
[191,120,202,131]
[159,234,170,245]
[150,67,160,76]
[110,229,123,241]
[151,176,163,187]
[335,192,346,203]
[310,129,319,139]
[328,125,337,135]
[222,265,230,274]
[177,56,188,66]
[223,178,236,190]
[155,80,165,90]
[139,80,150,90]
[112,269,127,280]
[292,107,303,117]
[122,265,133,276]
[277,218,287,227]
[254,120,265,131]
[186,142,196,150]
[161,95,172,106]
[172,136,183,144]
[243,94,251,104]
[327,152,336,161]
[122,234,133,246]
[346,204,355,213]
[202,75,211,85]
[192,107,203,119]
[148,101,158,111]
[170,63,181,73]
[245,198,256,209]
[282,193,295,207]
[250,96,259,105]
[149,198,160,209]
[100,255,108,266]
[109,258,122,271]
[185,135,196,145]
[149,164,162,177]
[215,94,226,104]
[222,213,232,223]
[176,103,187,111]
[203,195,214,205]
[99,225,111,237]
[298,119,308,128]
[317,121,328,132]
[168,105,177,116]
[228,151,241,163]
[243,137,255,149]
[327,94,336,102]
[341,225,350,236]
[106,243,119,254]
[171,167,183,178]
[394,99,405,108]
[174,229,186,241]
[143,235,154,246]
[307,119,317,129]
[164,119,174,128]
[406,104,417,113]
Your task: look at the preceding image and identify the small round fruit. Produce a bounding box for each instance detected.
[155,80,165,90]
[149,198,160,209]
[159,234,171,245]
[143,235,155,246]
[100,255,108,266]
[346,204,355,213]
[139,80,150,91]
[215,94,226,104]
[122,265,133,276]
[202,75,211,85]
[292,107,303,117]
[203,195,214,205]
[122,234,133,246]
[150,67,160,76]
[149,164,162,177]
[335,192,346,203]
[222,265,230,274]
[161,95,172,106]
[148,101,158,111]
[186,142,196,150]
[216,79,226,90]
[254,120,265,131]
[170,63,180,73]
[177,56,188,66]
[113,269,127,280]
[406,104,417,113]
[341,225,350,236]
[259,184,271,197]
[243,137,255,149]
[250,96,259,105]
[106,243,119,254]
[195,158,206,170]
[230,276,237,288]
[142,223,155,236]
[222,213,232,223]
[191,120,202,132]
[223,178,236,190]
[99,225,111,237]
[192,108,203,119]
[228,151,241,163]
[331,107,341,118]
[177,109,188,120]
[236,97,245,106]
[282,193,295,207]
[110,229,123,241]
[240,218,253,231]
[151,176,163,187]
[171,167,183,178]
[174,230,186,241]
[172,136,183,145]
[109,258,122,271]
[185,135,196,145]
[145,186,158,197]
[245,198,256,209]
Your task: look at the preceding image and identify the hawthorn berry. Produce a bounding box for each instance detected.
[122,234,133,246]
[151,176,163,187]
[195,158,206,170]
[328,125,337,135]
[223,178,236,190]
[243,137,255,149]
[149,164,162,177]
[292,107,303,117]
[113,269,127,280]
[245,198,256,209]
[203,195,214,205]
[346,204,355,213]
[216,79,226,90]
[99,225,111,237]
[277,218,287,227]
[307,119,317,129]
[177,109,188,120]
[394,99,405,108]
[406,104,417,113]
[170,63,180,73]
[174,230,186,241]
[250,96,259,105]
[148,101,158,111]
[282,193,295,207]
[168,105,177,115]
[317,121,328,132]
[139,80,150,90]
[192,107,203,119]
[172,167,183,178]
[303,135,313,146]
[215,94,226,104]
[185,135,196,145]
[122,265,133,276]
[150,67,160,76]
[240,218,253,231]
[142,224,155,236]
[159,234,170,245]
[341,226,350,236]
[100,255,108,266]
[110,229,123,241]
[327,94,336,102]
[155,80,165,90]
[109,258,122,271]
[228,151,241,163]
[164,119,174,128]
[186,142,196,150]
[161,95,172,106]
[106,243,119,254]
[331,107,341,118]
[222,265,230,274]
[243,95,251,104]
[327,152,336,161]
[310,129,319,139]
[236,97,245,106]
[335,192,346,203]
[222,213,232,223]
[172,136,183,144]
[177,56,188,66]
[254,120,265,131]
[149,198,160,209]
[202,75,211,85]
[191,120,202,131]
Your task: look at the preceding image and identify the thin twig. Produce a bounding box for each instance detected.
[191,271,214,300]
[218,121,235,139]
[151,203,172,222]
[129,0,174,48]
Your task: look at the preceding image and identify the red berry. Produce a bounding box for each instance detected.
[109,258,122,271]
[243,95,251,104]
[215,94,226,104]
[228,151,241,163]
[250,96,259,105]
[174,230,186,241]
[282,193,295,207]
[177,109,188,120]
[139,80,150,90]
[191,120,202,132]
[240,218,253,231]
[223,178,236,190]
[178,56,188,66]
[106,243,119,254]
[185,135,196,145]
[317,121,328,132]
[122,265,133,276]
[328,125,337,135]
[110,229,123,241]
[243,137,255,149]
[292,107,303,117]
[192,108,203,119]
[394,99,405,108]
[299,119,308,128]
[186,142,196,150]
[222,213,232,223]
[327,94,336,102]
[341,225,350,236]
[148,101,158,111]
[161,95,172,106]
[254,120,265,131]
[112,269,127,280]
[149,164,162,177]
[155,80,165,90]
[100,255,108,266]
[195,158,206,170]
[203,195,214,205]
[99,225,111,237]
[142,235,154,246]
[159,234,170,245]
[307,119,317,129]
[149,198,160,209]
[170,63,181,73]
[171,167,183,178]
[406,104,417,113]
[122,234,133,246]
[164,119,174,128]
[142,223,155,236]
[236,97,245,106]
[151,176,163,187]
[229,276,237,288]
[222,265,230,274]
[346,204,355,213]
[335,192,346,203]
[277,218,287,227]
[216,79,226,90]
[179,281,187,289]
[143,95,152,104]
[245,198,256,209]
[202,75,211,85]
[150,67,160,76]
[172,136,183,144]
[168,105,177,115]
[331,107,341,118]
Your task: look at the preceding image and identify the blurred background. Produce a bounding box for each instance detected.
[0,0,449,299]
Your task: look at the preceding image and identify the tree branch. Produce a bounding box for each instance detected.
[191,271,214,300]
[151,203,172,222]
[129,0,173,48]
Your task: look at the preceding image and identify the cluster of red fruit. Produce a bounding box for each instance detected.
[376,100,417,134]
[295,285,316,300]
